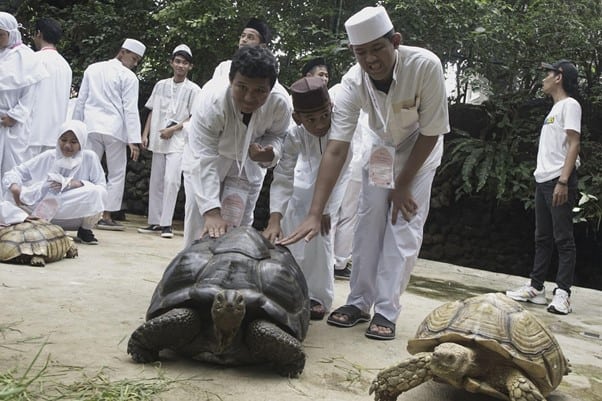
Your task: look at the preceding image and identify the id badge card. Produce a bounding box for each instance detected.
[32,193,61,221]
[221,177,249,227]
[368,145,395,189]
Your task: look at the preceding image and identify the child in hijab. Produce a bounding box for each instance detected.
[3,120,107,244]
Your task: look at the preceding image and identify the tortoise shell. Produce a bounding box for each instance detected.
[0,220,77,266]
[146,226,310,341]
[407,293,569,396]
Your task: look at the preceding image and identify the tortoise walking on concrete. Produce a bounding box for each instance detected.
[369,292,569,401]
[127,226,310,377]
[0,220,78,266]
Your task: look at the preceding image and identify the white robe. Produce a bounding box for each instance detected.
[270,124,351,310]
[2,149,107,223]
[72,58,141,144]
[181,77,291,246]
[0,44,49,177]
[28,48,73,148]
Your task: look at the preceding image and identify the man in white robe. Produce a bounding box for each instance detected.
[27,18,72,156]
[282,6,449,341]
[73,38,145,231]
[0,12,48,178]
[181,45,291,247]
[3,120,107,244]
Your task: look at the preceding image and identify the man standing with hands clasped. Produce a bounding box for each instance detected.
[281,6,449,340]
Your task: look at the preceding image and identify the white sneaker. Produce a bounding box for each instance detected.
[506,285,547,305]
[547,288,572,315]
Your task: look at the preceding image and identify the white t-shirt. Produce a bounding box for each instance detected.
[534,97,581,183]
[144,78,200,154]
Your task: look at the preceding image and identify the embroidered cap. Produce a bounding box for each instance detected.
[344,6,393,46]
[121,38,146,57]
[172,44,192,57]
[290,76,330,113]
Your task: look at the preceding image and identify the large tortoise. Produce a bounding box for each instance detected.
[370,292,569,401]
[0,220,78,266]
[127,226,310,377]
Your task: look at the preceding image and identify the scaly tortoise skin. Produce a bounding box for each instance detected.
[370,293,570,401]
[127,226,310,377]
[0,220,78,266]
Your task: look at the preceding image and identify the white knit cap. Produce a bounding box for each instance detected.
[121,38,146,57]
[344,6,394,46]
[172,44,192,57]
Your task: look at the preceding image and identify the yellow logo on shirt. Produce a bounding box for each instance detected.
[544,116,555,125]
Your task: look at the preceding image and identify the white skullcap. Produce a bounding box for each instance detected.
[121,38,146,57]
[172,44,192,57]
[344,6,394,46]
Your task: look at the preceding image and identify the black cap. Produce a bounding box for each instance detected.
[541,59,578,86]
[301,57,329,77]
[245,18,272,44]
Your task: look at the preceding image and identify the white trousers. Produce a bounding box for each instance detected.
[87,132,126,211]
[281,185,335,310]
[332,178,361,269]
[346,166,436,322]
[182,164,263,248]
[147,152,182,227]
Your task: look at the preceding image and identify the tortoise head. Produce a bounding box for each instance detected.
[431,343,478,380]
[211,289,246,351]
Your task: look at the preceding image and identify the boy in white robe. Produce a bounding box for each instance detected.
[181,45,290,247]
[3,120,107,244]
[264,77,350,320]
[138,44,201,238]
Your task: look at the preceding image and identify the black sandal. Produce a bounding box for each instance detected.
[326,305,370,327]
[365,313,396,340]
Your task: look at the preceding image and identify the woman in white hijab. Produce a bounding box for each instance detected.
[0,11,48,177]
[3,120,107,244]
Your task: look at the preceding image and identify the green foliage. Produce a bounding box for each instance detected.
[440,97,542,206]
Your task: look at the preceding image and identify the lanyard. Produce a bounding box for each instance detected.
[169,78,186,116]
[364,72,394,145]
[234,113,256,178]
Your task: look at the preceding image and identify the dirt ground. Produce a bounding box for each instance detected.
[1,215,601,401]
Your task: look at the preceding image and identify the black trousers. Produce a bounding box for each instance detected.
[530,172,578,293]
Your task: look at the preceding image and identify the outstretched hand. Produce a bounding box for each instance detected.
[248,143,274,163]
[278,214,322,245]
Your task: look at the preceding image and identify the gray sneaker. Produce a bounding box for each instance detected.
[96,219,125,231]
[547,288,572,315]
[506,284,547,305]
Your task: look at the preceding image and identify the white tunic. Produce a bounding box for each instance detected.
[28,48,72,147]
[270,124,350,309]
[182,76,291,217]
[72,58,141,143]
[145,78,201,153]
[2,149,106,220]
[0,44,48,176]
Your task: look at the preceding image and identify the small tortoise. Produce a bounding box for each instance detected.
[0,220,78,266]
[370,293,569,401]
[127,226,310,377]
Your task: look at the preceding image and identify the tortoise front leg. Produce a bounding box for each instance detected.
[369,352,434,401]
[127,308,201,363]
[505,369,545,401]
[245,319,306,378]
